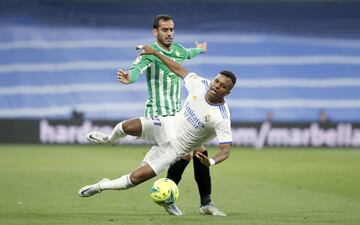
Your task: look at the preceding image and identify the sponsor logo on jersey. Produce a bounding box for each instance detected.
[184,103,205,129]
[189,74,198,80]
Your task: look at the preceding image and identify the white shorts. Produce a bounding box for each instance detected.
[140,116,181,175]
[140,116,174,145]
[143,143,180,175]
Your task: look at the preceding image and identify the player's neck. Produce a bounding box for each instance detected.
[156,41,172,51]
[205,94,224,105]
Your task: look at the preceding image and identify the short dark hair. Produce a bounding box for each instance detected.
[220,70,236,88]
[153,14,173,29]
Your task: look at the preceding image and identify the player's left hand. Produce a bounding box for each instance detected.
[196,42,207,52]
[195,151,211,167]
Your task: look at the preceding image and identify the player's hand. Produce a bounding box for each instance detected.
[196,42,207,52]
[117,69,130,84]
[137,45,156,55]
[195,152,211,167]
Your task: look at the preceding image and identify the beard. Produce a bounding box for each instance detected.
[158,37,173,48]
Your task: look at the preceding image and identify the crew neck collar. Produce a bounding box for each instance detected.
[155,42,173,54]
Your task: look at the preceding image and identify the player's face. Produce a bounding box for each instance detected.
[153,19,174,49]
[207,74,233,101]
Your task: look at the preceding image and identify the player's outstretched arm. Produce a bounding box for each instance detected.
[117,69,130,84]
[195,144,231,167]
[138,45,189,79]
[186,42,207,59]
[195,41,207,52]
[117,67,143,85]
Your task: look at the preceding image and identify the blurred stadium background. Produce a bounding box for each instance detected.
[1,0,360,147]
[1,1,360,225]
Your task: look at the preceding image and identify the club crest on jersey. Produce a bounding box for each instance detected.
[192,96,197,101]
[204,114,211,122]
[189,73,198,80]
[175,51,180,57]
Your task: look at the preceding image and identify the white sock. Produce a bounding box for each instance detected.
[100,174,134,190]
[108,122,126,144]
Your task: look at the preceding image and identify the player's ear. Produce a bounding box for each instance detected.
[224,82,234,96]
[153,28,158,37]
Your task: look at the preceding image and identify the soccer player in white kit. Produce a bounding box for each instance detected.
[79,45,236,215]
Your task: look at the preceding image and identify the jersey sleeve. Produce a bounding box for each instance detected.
[129,55,154,83]
[183,72,205,93]
[186,48,204,59]
[215,119,233,145]
[175,43,204,60]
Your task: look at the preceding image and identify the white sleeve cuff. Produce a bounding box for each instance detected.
[209,158,216,166]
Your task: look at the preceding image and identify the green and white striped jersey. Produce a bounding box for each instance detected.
[130,42,203,117]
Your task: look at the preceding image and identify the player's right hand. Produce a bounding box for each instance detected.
[117,69,130,84]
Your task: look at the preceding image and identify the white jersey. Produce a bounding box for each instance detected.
[170,72,233,154]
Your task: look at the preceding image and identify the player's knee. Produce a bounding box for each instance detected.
[129,172,144,185]
[121,120,132,133]
[122,119,142,136]
[130,163,156,185]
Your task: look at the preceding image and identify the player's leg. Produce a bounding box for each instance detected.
[193,146,211,204]
[108,118,143,143]
[87,117,155,144]
[166,154,192,184]
[193,147,226,216]
[80,117,156,197]
[143,145,184,216]
[165,154,191,216]
[87,118,142,144]
[78,162,156,197]
[79,144,161,197]
[79,135,174,198]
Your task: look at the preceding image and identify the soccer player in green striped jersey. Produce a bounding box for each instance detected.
[129,42,198,116]
[118,22,205,117]
[117,14,225,216]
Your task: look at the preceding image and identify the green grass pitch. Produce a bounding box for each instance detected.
[0,144,359,225]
